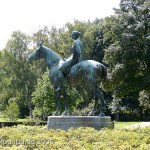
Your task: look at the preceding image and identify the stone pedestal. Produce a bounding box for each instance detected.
[47,116,111,130]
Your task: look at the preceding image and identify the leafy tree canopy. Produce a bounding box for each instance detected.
[103,0,150,97]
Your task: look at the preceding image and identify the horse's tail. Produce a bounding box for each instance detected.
[101,64,107,81]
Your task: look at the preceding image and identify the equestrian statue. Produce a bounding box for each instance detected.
[28,31,107,116]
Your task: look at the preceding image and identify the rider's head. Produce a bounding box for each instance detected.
[71,31,81,40]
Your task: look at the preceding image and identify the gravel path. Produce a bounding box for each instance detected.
[125,122,150,128]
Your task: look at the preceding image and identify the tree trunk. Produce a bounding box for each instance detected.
[28,89,33,118]
[139,107,143,121]
[42,104,44,120]
[115,112,119,121]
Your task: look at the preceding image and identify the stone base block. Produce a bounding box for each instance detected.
[47,116,111,130]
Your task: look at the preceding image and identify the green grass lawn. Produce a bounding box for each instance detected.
[114,121,142,128]
[0,117,28,122]
[0,117,8,121]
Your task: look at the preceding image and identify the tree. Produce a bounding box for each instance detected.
[108,95,122,121]
[32,26,51,47]
[104,0,150,97]
[90,18,113,63]
[0,31,37,118]
[5,31,30,59]
[139,90,150,109]
[97,0,150,120]
[32,70,55,120]
[0,50,15,110]
[3,98,20,121]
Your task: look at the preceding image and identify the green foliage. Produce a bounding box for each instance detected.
[139,90,150,109]
[32,70,55,119]
[98,0,150,118]
[32,26,51,47]
[65,87,83,113]
[91,19,113,63]
[0,125,150,149]
[2,98,20,121]
[5,31,30,59]
[72,102,95,116]
[103,0,150,97]
[108,95,122,114]
[0,31,42,118]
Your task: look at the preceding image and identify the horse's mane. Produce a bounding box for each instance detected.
[42,46,61,61]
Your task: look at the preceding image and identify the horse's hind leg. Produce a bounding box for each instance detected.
[95,87,106,116]
[88,86,106,116]
[88,93,99,116]
[88,89,100,116]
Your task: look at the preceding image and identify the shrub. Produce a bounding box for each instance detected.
[0,125,149,149]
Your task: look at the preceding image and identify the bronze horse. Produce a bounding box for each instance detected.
[28,45,107,116]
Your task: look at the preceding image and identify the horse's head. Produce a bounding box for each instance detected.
[28,45,62,68]
[28,45,44,62]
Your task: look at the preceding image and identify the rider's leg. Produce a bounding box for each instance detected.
[55,70,64,91]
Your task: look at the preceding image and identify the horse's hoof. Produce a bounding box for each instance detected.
[98,112,105,117]
[88,111,94,116]
[53,113,58,116]
[88,109,97,116]
[53,111,60,116]
[61,111,70,116]
[55,87,61,92]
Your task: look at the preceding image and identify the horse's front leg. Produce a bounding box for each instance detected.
[53,89,61,116]
[61,88,70,116]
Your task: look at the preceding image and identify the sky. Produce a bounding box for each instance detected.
[0,0,120,50]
